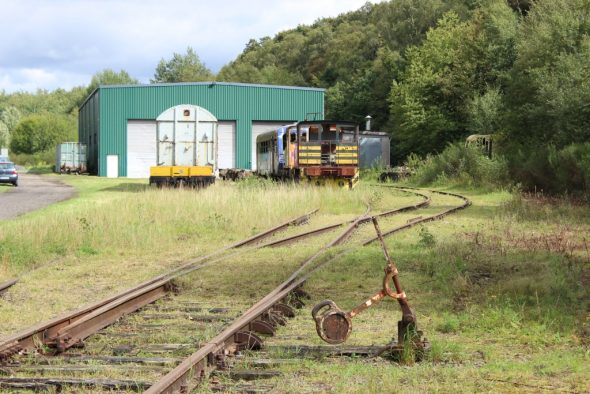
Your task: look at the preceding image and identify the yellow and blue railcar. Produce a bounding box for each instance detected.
[256,120,360,188]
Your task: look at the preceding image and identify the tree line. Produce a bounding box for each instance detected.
[1,0,588,193]
[215,0,589,193]
[0,51,208,162]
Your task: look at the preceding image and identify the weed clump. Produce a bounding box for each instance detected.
[435,313,461,334]
[404,143,509,188]
[417,226,436,248]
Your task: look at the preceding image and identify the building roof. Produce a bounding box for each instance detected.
[81,81,324,110]
[98,81,325,92]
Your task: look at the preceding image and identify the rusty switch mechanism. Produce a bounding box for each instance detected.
[312,217,429,359]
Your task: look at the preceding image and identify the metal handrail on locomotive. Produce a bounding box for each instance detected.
[256,120,360,188]
[149,105,218,188]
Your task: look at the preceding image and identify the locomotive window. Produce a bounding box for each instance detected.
[294,131,307,142]
[259,141,270,153]
[323,127,338,141]
[308,125,321,141]
[342,133,354,142]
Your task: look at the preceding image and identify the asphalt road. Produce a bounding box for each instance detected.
[0,173,75,220]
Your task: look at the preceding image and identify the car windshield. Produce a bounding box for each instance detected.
[0,163,15,169]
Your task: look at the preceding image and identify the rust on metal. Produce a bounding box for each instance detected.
[362,187,471,246]
[260,311,287,327]
[145,215,371,394]
[0,279,17,295]
[246,320,275,336]
[262,222,345,248]
[51,281,170,351]
[233,209,318,248]
[312,216,427,357]
[311,300,352,344]
[0,209,318,361]
[2,186,468,392]
[233,331,263,351]
[271,303,296,318]
[262,189,430,249]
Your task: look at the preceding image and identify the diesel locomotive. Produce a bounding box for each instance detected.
[256,120,360,188]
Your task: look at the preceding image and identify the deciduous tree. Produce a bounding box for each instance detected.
[152,47,214,83]
[87,69,139,93]
[10,113,76,154]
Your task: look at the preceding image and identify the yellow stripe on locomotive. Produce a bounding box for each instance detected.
[255,120,361,189]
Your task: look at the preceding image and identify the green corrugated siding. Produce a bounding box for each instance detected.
[80,83,324,176]
[78,90,100,174]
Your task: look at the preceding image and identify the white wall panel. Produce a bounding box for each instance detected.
[127,120,157,178]
[218,121,236,169]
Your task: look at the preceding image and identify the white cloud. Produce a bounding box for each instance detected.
[0,0,381,93]
[0,68,89,93]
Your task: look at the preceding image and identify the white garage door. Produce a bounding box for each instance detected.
[218,121,236,169]
[251,121,293,170]
[127,120,157,178]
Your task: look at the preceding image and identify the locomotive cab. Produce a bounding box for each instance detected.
[296,121,359,188]
[255,120,360,188]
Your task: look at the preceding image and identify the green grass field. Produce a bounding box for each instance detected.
[0,175,588,393]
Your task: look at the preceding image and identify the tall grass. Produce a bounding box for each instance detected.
[0,180,376,275]
[402,197,589,334]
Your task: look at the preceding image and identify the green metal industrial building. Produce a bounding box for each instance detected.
[78,82,325,177]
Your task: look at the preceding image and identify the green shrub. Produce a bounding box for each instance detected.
[405,143,510,188]
[508,143,590,195]
[10,113,76,155]
[9,150,54,168]
[360,166,388,183]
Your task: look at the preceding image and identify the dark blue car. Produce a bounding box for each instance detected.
[0,162,18,187]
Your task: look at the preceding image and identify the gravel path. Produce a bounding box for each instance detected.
[0,173,75,220]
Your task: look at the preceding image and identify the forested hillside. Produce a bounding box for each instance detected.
[0,0,587,194]
[218,0,589,193]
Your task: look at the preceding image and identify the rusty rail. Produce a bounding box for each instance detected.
[233,209,317,248]
[0,279,17,295]
[146,187,470,393]
[262,189,431,248]
[1,186,466,392]
[1,191,431,360]
[146,214,369,394]
[362,187,471,245]
[0,209,318,359]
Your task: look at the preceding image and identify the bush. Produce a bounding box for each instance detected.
[10,150,54,168]
[10,113,76,155]
[360,166,388,183]
[405,143,510,188]
[508,143,590,195]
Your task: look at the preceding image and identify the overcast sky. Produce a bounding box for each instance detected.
[0,0,379,93]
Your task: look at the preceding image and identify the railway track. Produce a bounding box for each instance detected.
[0,209,320,359]
[0,187,470,393]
